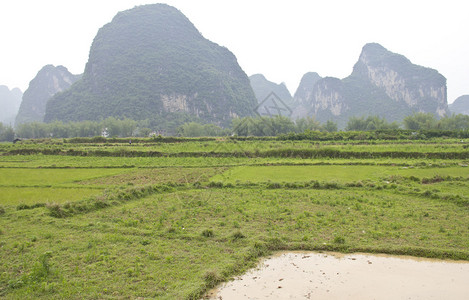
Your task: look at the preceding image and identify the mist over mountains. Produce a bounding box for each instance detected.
[0,86,22,125]
[449,95,469,115]
[249,74,292,104]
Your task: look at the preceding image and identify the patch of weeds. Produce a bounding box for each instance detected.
[125,268,135,277]
[0,205,5,215]
[203,270,222,288]
[323,181,341,189]
[30,252,53,280]
[47,203,68,218]
[266,182,282,189]
[201,229,214,238]
[9,251,56,290]
[346,181,364,187]
[140,240,151,246]
[420,235,430,241]
[422,175,444,184]
[17,203,46,210]
[231,230,245,241]
[208,181,224,188]
[148,252,158,260]
[123,219,139,227]
[7,278,25,289]
[333,235,346,244]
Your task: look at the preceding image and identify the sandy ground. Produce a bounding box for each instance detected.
[205,252,469,299]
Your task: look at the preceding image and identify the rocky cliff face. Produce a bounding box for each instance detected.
[44,4,257,126]
[308,77,348,116]
[0,86,22,125]
[15,65,80,125]
[293,72,322,106]
[352,43,448,117]
[449,95,469,115]
[294,43,449,127]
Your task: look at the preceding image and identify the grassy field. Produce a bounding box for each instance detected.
[0,137,468,299]
[211,165,469,183]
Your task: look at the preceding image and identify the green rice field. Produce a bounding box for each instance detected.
[0,136,468,299]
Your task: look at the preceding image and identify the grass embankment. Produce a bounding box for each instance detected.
[0,137,468,299]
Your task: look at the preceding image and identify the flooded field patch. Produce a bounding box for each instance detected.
[206,252,469,299]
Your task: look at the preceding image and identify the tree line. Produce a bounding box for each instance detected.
[1,113,468,141]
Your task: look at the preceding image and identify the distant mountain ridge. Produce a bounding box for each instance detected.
[249,74,292,104]
[292,43,448,127]
[15,65,80,126]
[0,86,22,125]
[449,95,469,115]
[44,4,257,126]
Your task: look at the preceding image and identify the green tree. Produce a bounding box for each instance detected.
[16,122,47,139]
[438,114,469,130]
[346,116,369,131]
[295,117,322,132]
[177,122,205,137]
[323,120,338,132]
[231,117,249,136]
[0,123,15,141]
[403,113,438,130]
[270,116,296,135]
[230,116,296,136]
[137,127,152,137]
[203,124,228,136]
[346,115,400,131]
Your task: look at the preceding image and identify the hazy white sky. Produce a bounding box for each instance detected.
[0,0,467,102]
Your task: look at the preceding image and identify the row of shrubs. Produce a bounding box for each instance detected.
[65,135,215,144]
[67,129,469,142]
[278,129,469,141]
[6,147,469,159]
[10,129,469,144]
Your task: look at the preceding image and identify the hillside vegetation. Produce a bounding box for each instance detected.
[44,4,256,126]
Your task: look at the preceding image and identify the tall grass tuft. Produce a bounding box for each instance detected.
[203,270,223,288]
[201,229,214,238]
[231,231,246,241]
